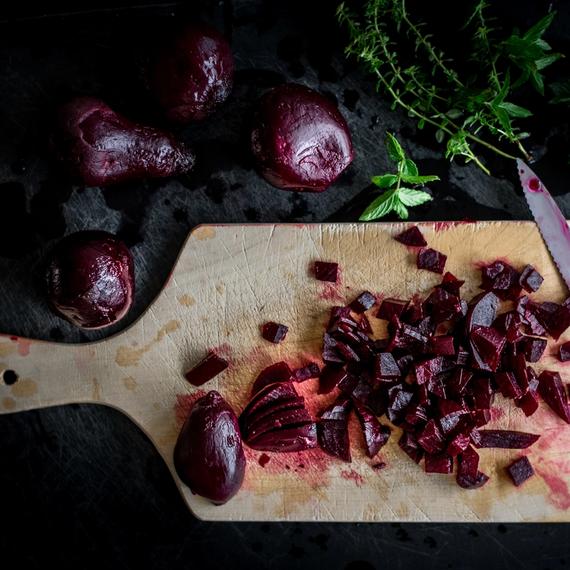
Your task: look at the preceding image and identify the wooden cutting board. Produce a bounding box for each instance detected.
[1,222,569,522]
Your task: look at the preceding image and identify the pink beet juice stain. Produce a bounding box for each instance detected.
[340,468,365,487]
[9,336,31,356]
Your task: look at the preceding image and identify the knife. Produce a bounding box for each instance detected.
[517,158,570,290]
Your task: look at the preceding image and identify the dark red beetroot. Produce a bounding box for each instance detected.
[241,381,299,420]
[185,352,229,386]
[377,298,408,321]
[353,399,391,457]
[469,326,506,372]
[251,84,353,192]
[174,391,245,504]
[480,261,521,300]
[438,272,465,296]
[318,365,348,394]
[250,362,292,396]
[519,265,543,293]
[261,321,289,344]
[314,261,339,283]
[417,248,447,274]
[456,446,489,489]
[538,370,570,423]
[394,226,427,247]
[425,453,453,474]
[472,429,540,449]
[350,291,376,313]
[506,456,535,487]
[318,396,352,462]
[248,423,318,452]
[146,23,234,123]
[292,362,320,382]
[559,341,570,362]
[46,231,134,329]
[52,98,194,186]
[522,336,547,363]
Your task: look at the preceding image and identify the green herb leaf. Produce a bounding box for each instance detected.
[371,174,398,188]
[499,101,533,118]
[400,174,440,185]
[393,200,409,220]
[523,12,556,43]
[385,132,406,163]
[402,158,419,177]
[398,188,433,207]
[359,189,396,221]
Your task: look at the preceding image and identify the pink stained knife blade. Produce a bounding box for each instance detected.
[517,158,570,290]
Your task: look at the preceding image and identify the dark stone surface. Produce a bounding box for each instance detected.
[0,1,569,568]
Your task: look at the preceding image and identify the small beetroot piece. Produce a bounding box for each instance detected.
[559,342,570,362]
[519,265,544,293]
[470,326,506,372]
[516,389,540,417]
[507,456,535,487]
[261,321,289,344]
[540,303,570,340]
[522,336,547,363]
[386,385,414,423]
[401,299,424,323]
[516,297,546,336]
[495,372,523,400]
[350,291,376,313]
[425,453,453,474]
[447,433,471,457]
[374,352,401,381]
[494,311,524,343]
[377,298,408,321]
[292,362,320,382]
[472,409,491,427]
[480,261,521,300]
[413,356,455,387]
[447,369,473,397]
[248,423,318,452]
[438,272,465,296]
[418,419,445,454]
[424,288,463,323]
[538,370,570,423]
[417,248,447,274]
[466,292,500,332]
[185,352,229,386]
[429,335,455,356]
[394,225,427,247]
[399,431,424,463]
[470,376,495,410]
[318,420,351,462]
[251,362,292,396]
[320,395,352,420]
[318,365,348,394]
[473,429,540,449]
[314,261,339,283]
[358,314,373,334]
[353,399,391,457]
[405,403,429,426]
[456,446,489,489]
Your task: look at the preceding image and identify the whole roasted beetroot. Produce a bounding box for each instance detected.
[146,23,234,123]
[52,97,195,186]
[174,391,246,504]
[251,84,353,192]
[46,231,134,329]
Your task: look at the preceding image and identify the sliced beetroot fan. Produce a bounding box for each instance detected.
[438,272,465,296]
[246,406,313,441]
[350,291,376,313]
[559,342,570,362]
[399,431,424,463]
[314,261,339,283]
[318,420,351,462]
[292,362,320,382]
[522,336,547,363]
[470,326,506,372]
[318,365,348,395]
[184,351,229,386]
[506,456,535,487]
[241,381,299,420]
[377,298,408,321]
[519,265,543,293]
[261,321,289,344]
[417,248,447,274]
[456,446,489,489]
[374,352,401,381]
[473,429,540,449]
[394,225,427,247]
[480,260,521,300]
[538,370,570,424]
[425,453,453,474]
[417,419,445,454]
[353,399,391,457]
[251,362,292,396]
[248,423,318,452]
[495,372,523,400]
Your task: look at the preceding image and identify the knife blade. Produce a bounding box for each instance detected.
[517,158,570,290]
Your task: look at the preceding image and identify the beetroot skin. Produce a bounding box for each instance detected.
[251,84,353,192]
[174,391,245,504]
[46,231,134,329]
[146,23,234,123]
[52,97,195,186]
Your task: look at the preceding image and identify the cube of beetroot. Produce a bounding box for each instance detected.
[318,365,348,395]
[456,446,489,489]
[495,372,523,400]
[523,336,547,363]
[425,453,453,474]
[314,261,339,282]
[417,248,447,274]
[184,351,229,386]
[438,272,465,296]
[447,433,471,456]
[377,298,408,321]
[318,419,351,462]
[353,400,391,457]
[480,261,521,300]
[429,335,455,356]
[261,321,289,343]
[506,456,535,487]
[350,291,376,313]
[291,362,320,382]
[417,419,445,454]
[559,341,570,362]
[447,368,473,397]
[519,265,543,293]
[515,389,539,417]
[470,326,506,372]
[538,370,570,423]
[394,225,427,247]
[398,431,424,463]
[374,352,401,381]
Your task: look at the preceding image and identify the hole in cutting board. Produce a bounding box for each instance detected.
[2,370,19,385]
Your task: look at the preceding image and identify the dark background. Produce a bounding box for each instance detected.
[0,1,569,568]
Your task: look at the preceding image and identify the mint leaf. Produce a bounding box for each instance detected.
[385,132,406,163]
[523,12,556,43]
[402,158,419,177]
[401,174,440,185]
[398,188,433,207]
[371,174,398,188]
[359,189,396,221]
[393,200,409,220]
[499,102,533,118]
[536,53,562,70]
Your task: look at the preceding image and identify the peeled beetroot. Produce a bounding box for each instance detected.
[394,226,427,247]
[251,84,353,192]
[46,231,134,329]
[353,399,391,457]
[52,97,194,186]
[261,321,289,344]
[417,248,447,274]
[350,291,376,313]
[174,391,245,504]
[519,265,543,293]
[506,456,535,487]
[538,370,570,423]
[472,429,540,449]
[314,261,339,283]
[318,396,352,462]
[185,351,229,386]
[457,446,489,489]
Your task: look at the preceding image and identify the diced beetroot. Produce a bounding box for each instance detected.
[394,225,427,247]
[405,403,429,426]
[417,419,445,454]
[457,446,489,489]
[517,297,546,336]
[335,341,361,363]
[401,300,424,324]
[466,292,500,332]
[318,420,351,462]
[535,302,570,340]
[527,367,539,392]
[353,400,391,457]
[456,346,470,367]
[447,433,471,456]
[425,453,453,474]
[322,333,345,364]
[417,248,447,274]
[560,342,570,362]
[522,336,547,363]
[386,384,414,423]
[390,323,429,351]
[470,376,495,410]
[399,431,424,463]
[472,409,491,427]
[480,261,521,300]
[429,335,455,356]
[417,316,436,337]
[358,314,373,334]
[350,291,376,313]
[318,365,348,395]
[261,321,289,344]
[395,353,414,376]
[374,352,401,381]
[314,261,339,282]
[184,351,229,386]
[494,311,524,343]
[320,395,352,420]
[247,422,318,452]
[447,368,473,397]
[515,389,540,417]
[251,362,292,396]
[438,272,465,296]
[495,372,523,400]
[424,288,462,323]
[473,429,540,449]
[377,298,408,321]
[291,362,320,382]
[519,265,543,293]
[506,456,535,487]
[470,326,506,372]
[414,357,455,386]
[328,306,352,326]
[510,353,530,392]
[538,370,570,423]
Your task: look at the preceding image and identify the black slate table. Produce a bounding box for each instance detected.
[1,1,569,568]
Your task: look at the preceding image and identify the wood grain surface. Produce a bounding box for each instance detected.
[1,222,569,522]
